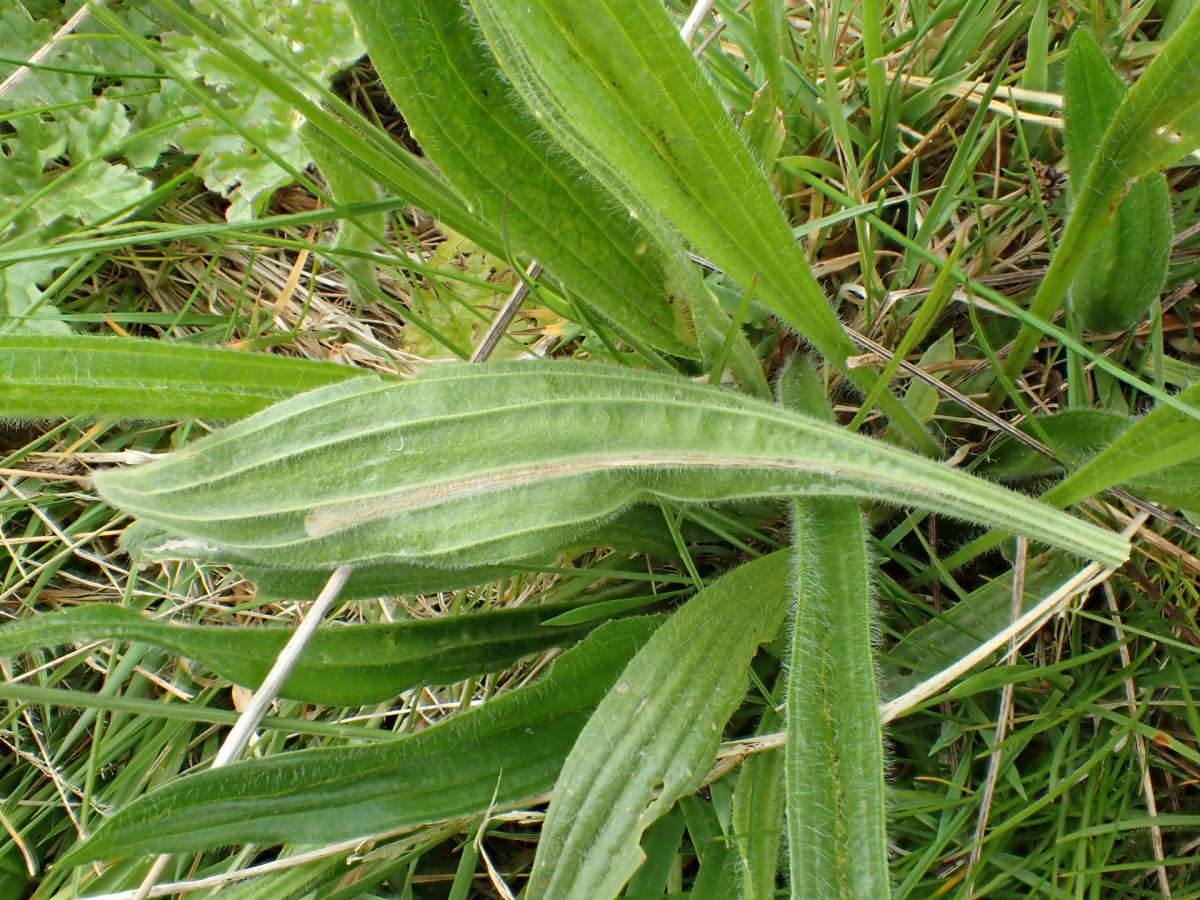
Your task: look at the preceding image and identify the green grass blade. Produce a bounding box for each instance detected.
[466,0,936,451]
[90,362,1129,570]
[0,334,363,420]
[349,0,699,359]
[60,616,659,865]
[731,713,785,898]
[849,243,962,431]
[999,5,1200,387]
[525,553,791,898]
[0,682,387,741]
[782,360,890,898]
[0,602,601,706]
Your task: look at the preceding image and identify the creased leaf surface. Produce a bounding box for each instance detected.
[92,362,1129,569]
[526,552,791,898]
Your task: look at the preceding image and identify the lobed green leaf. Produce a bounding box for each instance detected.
[63,616,660,864]
[92,361,1130,570]
[0,601,599,706]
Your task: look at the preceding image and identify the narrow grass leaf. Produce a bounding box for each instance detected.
[1045,383,1200,507]
[303,121,385,310]
[901,329,955,425]
[1064,30,1172,333]
[62,616,660,865]
[525,552,792,899]
[782,360,890,898]
[850,243,962,432]
[731,711,785,897]
[0,602,600,705]
[466,0,935,451]
[91,362,1129,570]
[0,335,363,420]
[349,0,698,358]
[985,409,1200,510]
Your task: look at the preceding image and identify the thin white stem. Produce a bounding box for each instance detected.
[723,517,1147,758]
[1104,581,1172,899]
[82,825,417,900]
[965,538,1026,893]
[213,565,354,766]
[470,261,542,363]
[680,0,718,43]
[129,564,355,900]
[880,513,1146,724]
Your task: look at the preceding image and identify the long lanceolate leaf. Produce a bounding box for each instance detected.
[348,0,697,358]
[1063,30,1171,333]
[526,552,792,898]
[92,362,1129,570]
[788,499,890,898]
[999,5,1200,387]
[784,361,889,897]
[62,617,659,865]
[0,602,600,706]
[465,0,936,452]
[0,335,362,420]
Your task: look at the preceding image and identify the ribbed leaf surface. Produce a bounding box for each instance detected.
[783,362,889,898]
[0,602,597,705]
[465,0,935,450]
[787,499,890,898]
[348,0,698,357]
[92,362,1129,570]
[526,552,791,898]
[92,362,1128,569]
[65,616,659,864]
